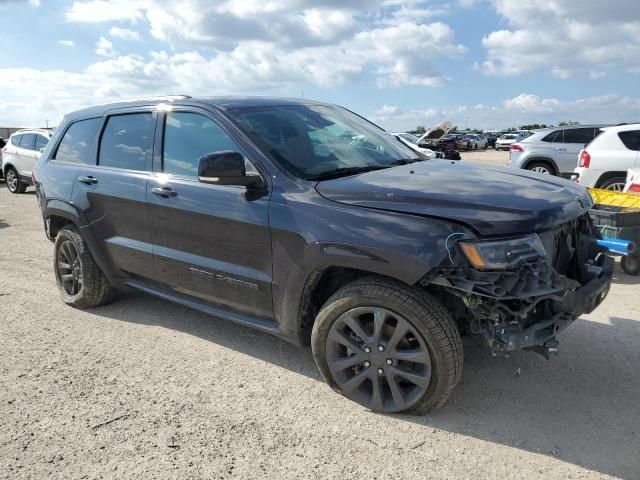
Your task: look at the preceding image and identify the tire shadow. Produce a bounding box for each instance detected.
[88,294,640,479]
[0,219,9,230]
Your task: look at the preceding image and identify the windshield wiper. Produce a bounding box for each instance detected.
[306,165,390,181]
[387,158,422,165]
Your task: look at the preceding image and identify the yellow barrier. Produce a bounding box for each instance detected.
[588,188,640,209]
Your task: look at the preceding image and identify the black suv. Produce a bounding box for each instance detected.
[34,96,613,414]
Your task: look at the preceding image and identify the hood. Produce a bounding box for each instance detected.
[417,121,453,143]
[315,160,591,236]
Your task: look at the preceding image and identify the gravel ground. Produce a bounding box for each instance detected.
[1,159,639,479]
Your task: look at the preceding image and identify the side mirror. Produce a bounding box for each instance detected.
[198,151,263,189]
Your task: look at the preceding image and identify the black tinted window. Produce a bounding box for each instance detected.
[542,131,563,143]
[563,128,597,144]
[35,134,48,151]
[163,112,239,178]
[19,134,35,150]
[99,113,153,171]
[11,135,22,146]
[619,130,640,151]
[55,118,102,164]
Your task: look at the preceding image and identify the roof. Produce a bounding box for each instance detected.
[64,95,332,121]
[601,123,640,132]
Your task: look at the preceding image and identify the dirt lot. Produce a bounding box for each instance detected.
[1,158,639,479]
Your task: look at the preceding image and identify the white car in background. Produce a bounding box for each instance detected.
[575,124,640,191]
[495,133,521,151]
[2,128,51,193]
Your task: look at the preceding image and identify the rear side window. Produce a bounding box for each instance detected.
[163,112,240,178]
[55,118,102,164]
[618,130,640,151]
[542,130,563,143]
[563,128,597,144]
[19,134,35,150]
[99,113,153,171]
[11,135,22,146]
[35,134,48,151]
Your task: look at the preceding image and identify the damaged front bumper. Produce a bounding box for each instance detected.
[426,217,614,356]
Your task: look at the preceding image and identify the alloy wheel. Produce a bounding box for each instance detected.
[530,166,550,174]
[56,240,83,296]
[605,182,625,192]
[325,307,432,413]
[6,169,18,192]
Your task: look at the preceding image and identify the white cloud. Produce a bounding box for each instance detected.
[95,36,116,57]
[481,0,640,77]
[58,40,75,47]
[66,0,147,23]
[370,93,640,130]
[109,27,141,41]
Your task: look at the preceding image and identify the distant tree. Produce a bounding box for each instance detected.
[558,120,580,126]
[450,126,458,133]
[410,126,427,134]
[520,124,547,130]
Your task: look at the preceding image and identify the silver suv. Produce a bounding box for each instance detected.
[507,125,608,175]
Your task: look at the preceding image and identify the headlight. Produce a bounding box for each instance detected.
[460,234,546,270]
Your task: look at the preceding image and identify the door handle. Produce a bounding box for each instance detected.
[78,176,98,185]
[152,187,177,198]
[556,148,567,151]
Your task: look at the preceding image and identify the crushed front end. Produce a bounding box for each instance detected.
[424,214,614,357]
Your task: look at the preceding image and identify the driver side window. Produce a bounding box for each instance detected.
[163,112,258,178]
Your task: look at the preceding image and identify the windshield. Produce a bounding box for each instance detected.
[228,105,419,180]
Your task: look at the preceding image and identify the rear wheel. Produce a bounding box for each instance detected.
[599,177,626,192]
[54,226,115,308]
[312,277,463,414]
[5,167,26,193]
[526,162,555,175]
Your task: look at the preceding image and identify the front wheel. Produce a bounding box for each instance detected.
[621,255,640,276]
[311,277,463,415]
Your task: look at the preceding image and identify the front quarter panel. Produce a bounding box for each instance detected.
[269,181,473,335]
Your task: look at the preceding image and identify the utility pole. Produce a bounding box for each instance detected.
[45,120,49,129]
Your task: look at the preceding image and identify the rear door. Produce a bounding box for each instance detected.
[147,108,273,318]
[559,128,600,172]
[72,109,157,281]
[615,129,640,170]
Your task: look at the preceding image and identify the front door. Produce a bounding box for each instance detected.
[147,109,273,318]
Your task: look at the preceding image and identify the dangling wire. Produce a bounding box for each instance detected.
[445,232,465,265]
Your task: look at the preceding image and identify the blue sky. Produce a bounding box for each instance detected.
[0,0,639,130]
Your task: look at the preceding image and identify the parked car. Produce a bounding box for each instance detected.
[0,137,5,180]
[392,133,442,159]
[34,96,612,415]
[495,133,521,151]
[508,125,607,176]
[2,128,51,193]
[574,124,640,191]
[464,134,488,150]
[624,168,640,194]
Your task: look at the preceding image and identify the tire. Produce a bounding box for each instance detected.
[526,161,555,175]
[311,276,463,415]
[5,167,26,193]
[54,226,115,308]
[621,255,640,276]
[599,177,626,192]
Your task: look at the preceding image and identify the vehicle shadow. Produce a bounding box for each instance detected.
[89,294,640,479]
[0,219,8,230]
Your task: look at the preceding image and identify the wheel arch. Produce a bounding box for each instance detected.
[523,156,559,174]
[595,171,627,188]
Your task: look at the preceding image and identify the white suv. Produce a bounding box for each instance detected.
[574,124,640,191]
[1,129,51,193]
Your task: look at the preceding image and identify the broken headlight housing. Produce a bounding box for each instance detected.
[460,234,546,270]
